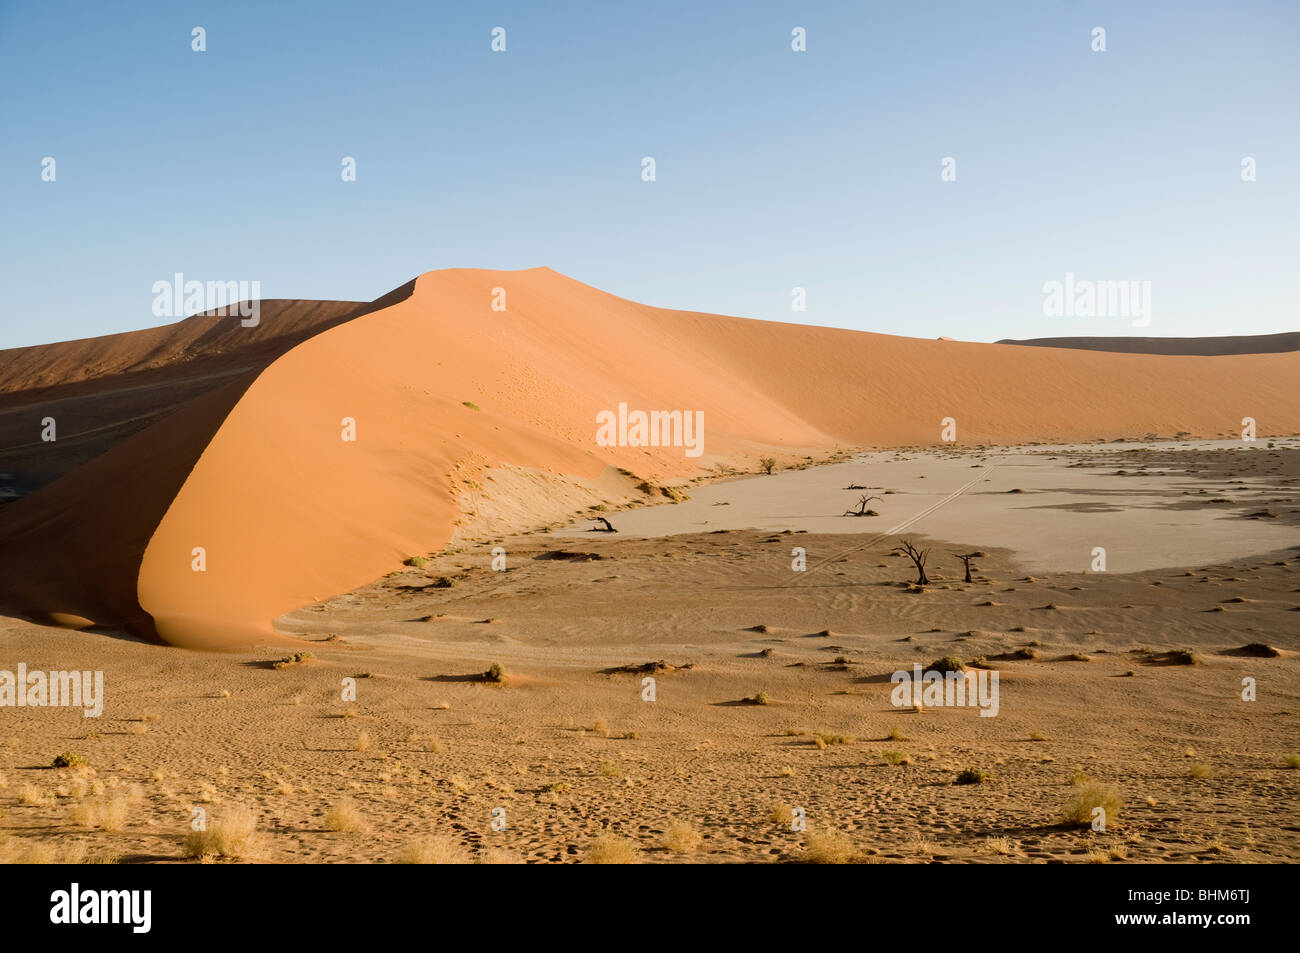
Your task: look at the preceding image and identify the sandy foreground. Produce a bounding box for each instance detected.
[1,441,1296,864]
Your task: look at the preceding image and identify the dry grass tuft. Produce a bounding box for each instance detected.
[983,836,1015,856]
[1062,782,1123,827]
[767,801,795,825]
[477,847,525,864]
[323,798,366,832]
[183,805,259,861]
[801,827,860,864]
[68,792,134,832]
[0,836,118,865]
[661,820,702,853]
[583,832,640,864]
[19,784,52,807]
[395,834,470,864]
[814,731,853,747]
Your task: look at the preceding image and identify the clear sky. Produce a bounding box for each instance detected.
[1,0,1296,348]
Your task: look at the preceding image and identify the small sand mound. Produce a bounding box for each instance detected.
[1144,650,1199,666]
[602,660,687,676]
[1233,643,1280,658]
[535,550,604,561]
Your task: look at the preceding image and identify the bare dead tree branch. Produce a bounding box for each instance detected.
[844,494,881,517]
[894,538,930,585]
[950,551,980,583]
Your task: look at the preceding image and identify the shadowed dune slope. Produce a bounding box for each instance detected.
[3,267,1299,647]
[0,378,255,635]
[0,285,415,492]
[0,283,415,639]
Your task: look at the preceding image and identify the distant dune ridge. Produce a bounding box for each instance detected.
[1,267,1297,648]
[996,331,1300,356]
[0,284,415,491]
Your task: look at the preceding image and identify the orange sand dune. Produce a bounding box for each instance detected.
[2,266,1298,648]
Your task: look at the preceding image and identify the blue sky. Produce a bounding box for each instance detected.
[1,0,1296,348]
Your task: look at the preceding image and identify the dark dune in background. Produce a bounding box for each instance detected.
[0,285,414,492]
[996,331,1300,356]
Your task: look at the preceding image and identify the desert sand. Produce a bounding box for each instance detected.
[0,270,1297,864]
[0,442,1296,864]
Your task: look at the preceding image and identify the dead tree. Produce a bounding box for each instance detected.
[894,539,930,585]
[951,552,980,583]
[844,495,880,517]
[592,517,618,533]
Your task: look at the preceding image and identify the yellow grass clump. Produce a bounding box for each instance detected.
[767,801,795,825]
[661,820,702,853]
[323,798,366,832]
[19,784,52,807]
[395,834,470,864]
[801,827,860,864]
[477,847,525,864]
[183,805,260,861]
[1062,782,1123,827]
[583,832,640,864]
[0,836,118,865]
[68,792,134,832]
[983,836,1014,856]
